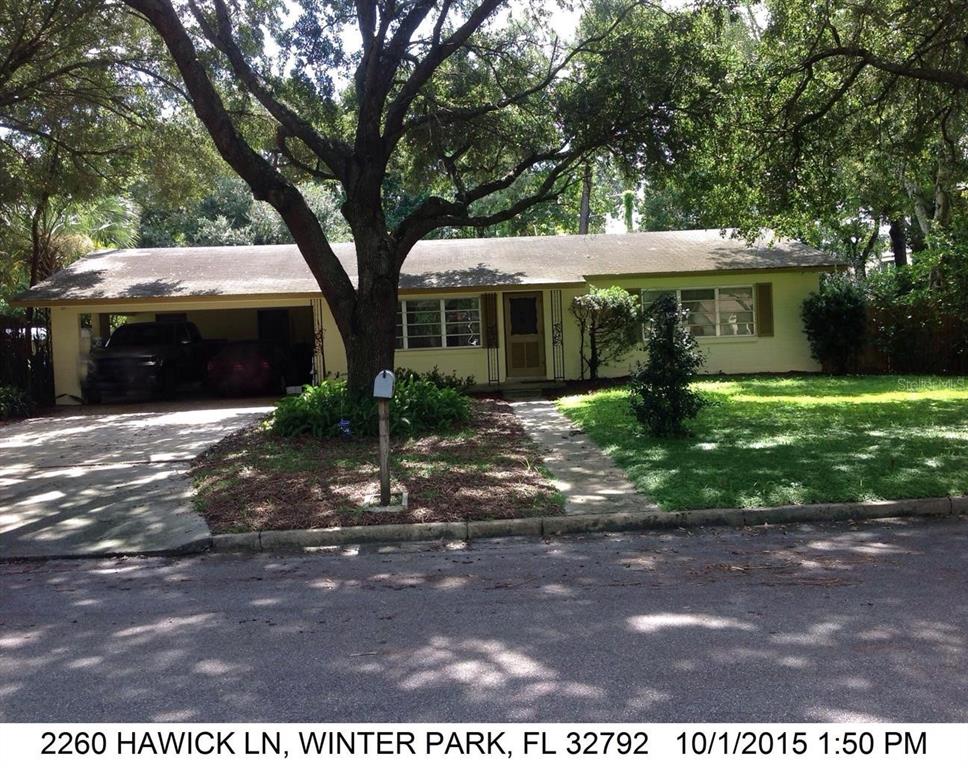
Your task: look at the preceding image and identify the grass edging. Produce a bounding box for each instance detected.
[211,494,968,553]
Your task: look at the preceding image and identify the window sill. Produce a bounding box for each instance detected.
[396,346,485,353]
[694,335,760,344]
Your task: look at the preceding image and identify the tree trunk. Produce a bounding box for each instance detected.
[578,163,592,234]
[588,318,600,380]
[856,217,880,279]
[905,180,933,241]
[340,231,400,397]
[622,190,634,232]
[889,218,908,267]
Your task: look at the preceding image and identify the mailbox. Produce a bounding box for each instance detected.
[373,369,395,399]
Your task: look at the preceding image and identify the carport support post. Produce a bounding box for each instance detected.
[378,399,390,506]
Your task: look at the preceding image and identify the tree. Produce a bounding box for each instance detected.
[694,0,967,265]
[630,293,705,436]
[570,286,640,380]
[118,0,727,393]
[137,175,351,246]
[0,0,177,315]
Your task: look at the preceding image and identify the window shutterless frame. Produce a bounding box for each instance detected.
[396,297,482,350]
[641,286,756,338]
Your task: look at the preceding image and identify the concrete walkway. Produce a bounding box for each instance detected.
[0,399,273,559]
[509,398,660,516]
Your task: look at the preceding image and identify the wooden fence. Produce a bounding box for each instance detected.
[854,308,968,375]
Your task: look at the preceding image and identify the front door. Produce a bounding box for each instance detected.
[504,292,545,379]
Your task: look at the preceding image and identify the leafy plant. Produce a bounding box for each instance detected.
[801,273,868,374]
[571,286,641,380]
[271,378,470,439]
[629,294,705,436]
[862,227,968,373]
[394,366,475,393]
[0,385,32,420]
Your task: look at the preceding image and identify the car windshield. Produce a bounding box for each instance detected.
[109,324,174,347]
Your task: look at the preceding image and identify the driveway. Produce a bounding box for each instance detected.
[0,400,273,559]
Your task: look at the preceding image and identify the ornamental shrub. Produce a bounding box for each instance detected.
[800,272,868,374]
[0,385,32,420]
[629,295,705,437]
[570,286,641,380]
[271,377,470,439]
[629,294,705,436]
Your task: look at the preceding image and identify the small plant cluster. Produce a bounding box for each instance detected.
[629,294,705,436]
[393,365,475,393]
[0,385,32,420]
[272,377,470,439]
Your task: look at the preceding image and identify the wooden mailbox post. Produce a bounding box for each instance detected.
[373,370,395,506]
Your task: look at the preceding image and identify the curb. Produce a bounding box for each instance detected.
[0,535,213,563]
[211,495,966,554]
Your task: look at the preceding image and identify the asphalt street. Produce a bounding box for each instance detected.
[1,517,966,722]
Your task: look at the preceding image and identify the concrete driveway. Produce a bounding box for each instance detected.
[0,400,273,559]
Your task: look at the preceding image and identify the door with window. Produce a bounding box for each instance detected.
[503,292,545,379]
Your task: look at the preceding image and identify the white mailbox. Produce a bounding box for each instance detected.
[373,369,395,399]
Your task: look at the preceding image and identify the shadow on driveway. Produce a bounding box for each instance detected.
[0,399,273,559]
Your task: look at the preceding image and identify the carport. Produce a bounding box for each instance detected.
[11,245,341,405]
[46,297,321,404]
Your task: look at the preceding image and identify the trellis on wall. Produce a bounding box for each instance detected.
[550,289,565,381]
[482,292,500,384]
[310,298,327,384]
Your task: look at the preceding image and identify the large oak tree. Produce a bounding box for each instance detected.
[695,0,967,268]
[120,0,713,392]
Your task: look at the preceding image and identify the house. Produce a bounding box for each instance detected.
[14,229,840,404]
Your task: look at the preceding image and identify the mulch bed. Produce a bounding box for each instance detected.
[191,397,563,533]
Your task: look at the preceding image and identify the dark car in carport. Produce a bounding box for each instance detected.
[86,321,211,401]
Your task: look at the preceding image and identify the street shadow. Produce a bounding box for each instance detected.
[1,517,966,721]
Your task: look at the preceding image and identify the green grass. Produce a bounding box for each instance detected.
[558,375,968,510]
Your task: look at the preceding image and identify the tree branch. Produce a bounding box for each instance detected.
[188,0,351,181]
[122,0,357,325]
[382,0,507,150]
[796,45,968,91]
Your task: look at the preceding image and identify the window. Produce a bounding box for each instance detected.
[641,286,755,338]
[717,286,755,336]
[396,297,482,350]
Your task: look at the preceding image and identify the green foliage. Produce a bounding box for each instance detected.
[801,273,868,374]
[393,366,475,393]
[570,286,641,380]
[0,386,32,420]
[271,378,470,439]
[864,223,968,371]
[137,176,350,247]
[629,294,705,436]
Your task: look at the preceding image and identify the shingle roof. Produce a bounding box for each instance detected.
[16,229,839,304]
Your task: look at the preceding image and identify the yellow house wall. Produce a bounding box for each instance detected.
[316,291,492,383]
[47,270,823,403]
[561,270,824,379]
[50,307,84,404]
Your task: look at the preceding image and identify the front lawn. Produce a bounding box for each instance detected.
[558,375,968,510]
[192,397,563,532]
